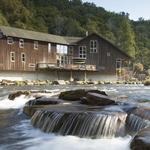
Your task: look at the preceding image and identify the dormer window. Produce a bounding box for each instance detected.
[90,40,97,53]
[19,39,24,48]
[34,41,38,50]
[7,37,14,44]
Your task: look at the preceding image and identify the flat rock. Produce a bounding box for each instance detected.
[86,92,116,106]
[59,89,107,101]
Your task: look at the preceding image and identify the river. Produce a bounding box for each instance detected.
[0,84,149,150]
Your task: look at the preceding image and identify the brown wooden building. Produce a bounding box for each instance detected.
[0,26,131,81]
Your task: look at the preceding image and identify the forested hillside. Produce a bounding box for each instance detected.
[0,0,150,68]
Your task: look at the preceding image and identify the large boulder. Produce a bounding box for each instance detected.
[86,92,116,106]
[8,91,30,100]
[130,126,150,150]
[59,89,107,101]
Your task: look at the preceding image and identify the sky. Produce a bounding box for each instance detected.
[82,0,150,21]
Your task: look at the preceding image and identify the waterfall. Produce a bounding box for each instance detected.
[126,114,150,132]
[31,110,127,138]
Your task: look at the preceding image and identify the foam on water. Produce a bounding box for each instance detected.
[0,95,34,109]
[11,120,132,150]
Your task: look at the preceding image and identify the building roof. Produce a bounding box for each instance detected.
[0,26,82,45]
[0,26,131,58]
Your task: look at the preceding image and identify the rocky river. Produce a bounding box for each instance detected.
[0,84,150,150]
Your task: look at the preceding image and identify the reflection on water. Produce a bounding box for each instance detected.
[0,84,150,150]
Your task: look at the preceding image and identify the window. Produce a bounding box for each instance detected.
[34,41,38,50]
[107,52,111,57]
[19,39,24,48]
[48,43,51,53]
[7,37,14,44]
[10,52,15,62]
[79,46,86,58]
[56,44,68,54]
[68,46,73,55]
[60,55,68,65]
[90,40,97,53]
[29,63,36,68]
[21,53,26,62]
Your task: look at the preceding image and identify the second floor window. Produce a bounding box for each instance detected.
[10,52,15,62]
[90,40,97,53]
[21,53,26,62]
[19,39,24,48]
[56,44,67,54]
[34,41,38,50]
[79,46,86,58]
[68,46,73,55]
[7,37,14,44]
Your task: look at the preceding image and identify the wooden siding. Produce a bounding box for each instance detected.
[0,37,57,71]
[74,34,129,74]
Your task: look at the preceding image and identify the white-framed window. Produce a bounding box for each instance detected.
[60,55,68,65]
[48,43,51,53]
[68,46,73,55]
[7,37,14,44]
[107,52,111,57]
[79,46,86,58]
[56,44,68,54]
[10,52,15,62]
[21,53,26,62]
[19,39,24,48]
[34,41,38,50]
[90,40,97,53]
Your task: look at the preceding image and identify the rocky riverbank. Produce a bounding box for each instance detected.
[0,79,145,86]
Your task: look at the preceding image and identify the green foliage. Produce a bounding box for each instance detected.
[0,0,149,68]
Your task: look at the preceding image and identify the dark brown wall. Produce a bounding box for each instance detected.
[74,34,129,74]
[0,37,57,71]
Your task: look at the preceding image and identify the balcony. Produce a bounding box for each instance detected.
[37,63,97,71]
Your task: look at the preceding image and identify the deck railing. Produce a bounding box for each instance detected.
[37,63,96,71]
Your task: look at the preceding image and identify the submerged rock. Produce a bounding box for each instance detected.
[8,91,30,100]
[130,126,150,150]
[59,89,107,101]
[86,92,116,106]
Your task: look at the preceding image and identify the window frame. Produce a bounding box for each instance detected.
[90,40,98,53]
[10,52,15,62]
[68,46,74,55]
[34,41,38,50]
[21,52,26,63]
[79,46,87,59]
[7,37,14,45]
[19,39,24,48]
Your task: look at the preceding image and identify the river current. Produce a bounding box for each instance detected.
[0,84,149,150]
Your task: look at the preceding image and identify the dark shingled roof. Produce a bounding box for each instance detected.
[0,26,82,45]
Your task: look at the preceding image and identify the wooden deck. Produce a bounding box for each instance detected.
[37,63,97,71]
